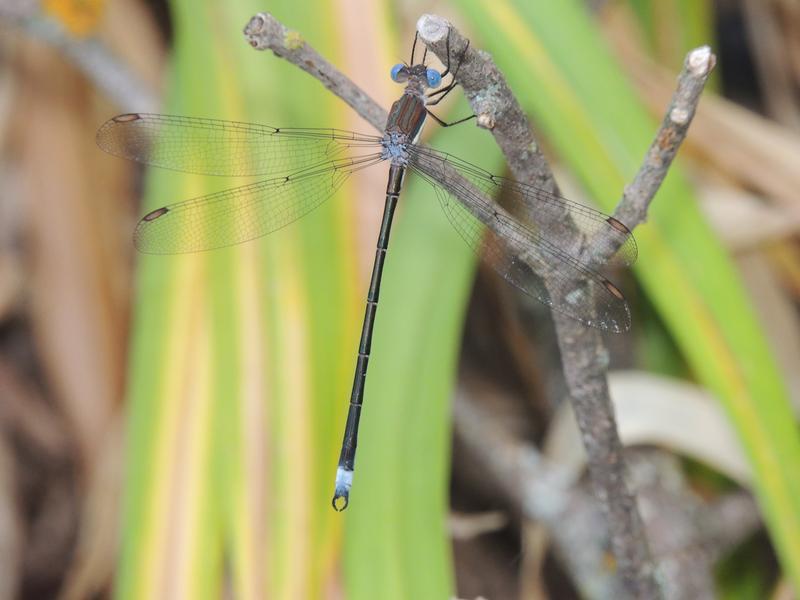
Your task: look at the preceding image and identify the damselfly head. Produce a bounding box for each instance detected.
[391,63,441,89]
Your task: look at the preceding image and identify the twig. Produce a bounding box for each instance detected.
[552,48,712,597]
[614,46,716,229]
[415,15,584,269]
[243,13,387,132]
[415,16,558,197]
[419,14,713,599]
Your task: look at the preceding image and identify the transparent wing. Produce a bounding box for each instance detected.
[96,113,383,177]
[135,154,383,254]
[409,146,631,333]
[409,146,636,268]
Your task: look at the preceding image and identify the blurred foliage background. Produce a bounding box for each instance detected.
[1,0,799,598]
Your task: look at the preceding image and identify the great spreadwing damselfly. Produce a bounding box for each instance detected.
[96,31,637,511]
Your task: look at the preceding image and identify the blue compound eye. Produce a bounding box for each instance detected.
[426,68,442,88]
[390,63,408,83]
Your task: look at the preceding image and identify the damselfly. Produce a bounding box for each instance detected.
[97,31,636,511]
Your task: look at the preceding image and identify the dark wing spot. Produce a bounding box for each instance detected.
[142,207,169,221]
[112,113,142,123]
[603,279,625,300]
[606,216,631,234]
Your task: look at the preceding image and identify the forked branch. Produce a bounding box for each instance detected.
[417,14,714,600]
